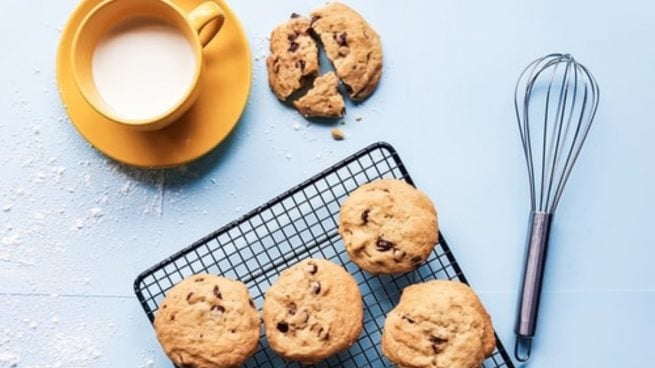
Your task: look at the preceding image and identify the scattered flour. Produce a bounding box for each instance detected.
[1,232,21,247]
[139,356,155,368]
[0,352,20,367]
[74,218,85,230]
[49,334,102,367]
[33,211,47,222]
[252,36,269,62]
[35,171,46,183]
[89,207,103,219]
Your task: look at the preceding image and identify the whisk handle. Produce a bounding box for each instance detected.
[514,211,552,362]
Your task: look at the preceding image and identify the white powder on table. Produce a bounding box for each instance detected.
[0,352,20,367]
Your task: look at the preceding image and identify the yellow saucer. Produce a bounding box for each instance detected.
[56,0,251,168]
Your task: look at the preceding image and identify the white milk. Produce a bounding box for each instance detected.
[92,18,197,121]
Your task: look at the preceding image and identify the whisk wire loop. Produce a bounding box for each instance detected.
[514,54,599,213]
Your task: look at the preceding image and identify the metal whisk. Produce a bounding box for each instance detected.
[513,53,599,362]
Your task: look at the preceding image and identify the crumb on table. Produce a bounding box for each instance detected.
[331,128,346,141]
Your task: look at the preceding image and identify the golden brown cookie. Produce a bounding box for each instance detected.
[262,258,363,363]
[339,179,439,274]
[382,280,496,368]
[293,71,345,118]
[154,274,260,368]
[267,14,320,101]
[310,3,383,100]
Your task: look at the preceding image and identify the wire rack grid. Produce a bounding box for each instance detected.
[134,142,515,368]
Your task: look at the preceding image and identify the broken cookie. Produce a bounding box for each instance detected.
[310,3,383,101]
[267,14,320,101]
[293,72,345,118]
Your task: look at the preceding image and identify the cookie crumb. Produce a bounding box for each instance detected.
[331,128,346,141]
[355,116,363,122]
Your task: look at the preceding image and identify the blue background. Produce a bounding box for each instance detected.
[1,0,654,367]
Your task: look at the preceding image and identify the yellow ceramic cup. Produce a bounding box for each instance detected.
[71,0,225,130]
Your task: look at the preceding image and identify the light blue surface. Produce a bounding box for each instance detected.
[1,0,654,367]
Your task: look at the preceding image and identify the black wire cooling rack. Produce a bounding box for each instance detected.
[134,142,515,368]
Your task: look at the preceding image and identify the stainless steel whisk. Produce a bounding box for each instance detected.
[513,53,599,362]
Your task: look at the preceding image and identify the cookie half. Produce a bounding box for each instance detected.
[154,274,260,368]
[263,258,363,363]
[267,14,320,101]
[310,3,383,100]
[339,179,439,274]
[293,71,345,118]
[382,280,496,368]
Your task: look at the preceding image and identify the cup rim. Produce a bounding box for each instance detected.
[70,0,204,128]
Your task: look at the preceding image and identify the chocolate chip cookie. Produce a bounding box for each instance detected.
[154,274,260,368]
[382,280,496,368]
[293,71,345,118]
[339,179,439,274]
[310,3,383,101]
[267,14,320,101]
[263,258,363,363]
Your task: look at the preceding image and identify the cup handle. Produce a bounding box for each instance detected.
[188,1,225,47]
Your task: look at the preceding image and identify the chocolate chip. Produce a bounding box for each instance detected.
[295,59,306,71]
[317,327,328,340]
[288,41,299,52]
[361,209,371,224]
[310,281,321,295]
[161,304,167,309]
[305,261,318,274]
[290,12,301,18]
[337,32,348,47]
[213,285,222,299]
[211,305,225,313]
[310,15,321,25]
[288,302,297,315]
[170,314,176,321]
[186,292,193,302]
[277,321,289,333]
[249,299,256,309]
[412,256,424,264]
[194,277,204,282]
[402,315,415,324]
[430,336,448,353]
[287,32,299,41]
[392,249,406,262]
[311,324,330,340]
[376,238,394,252]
